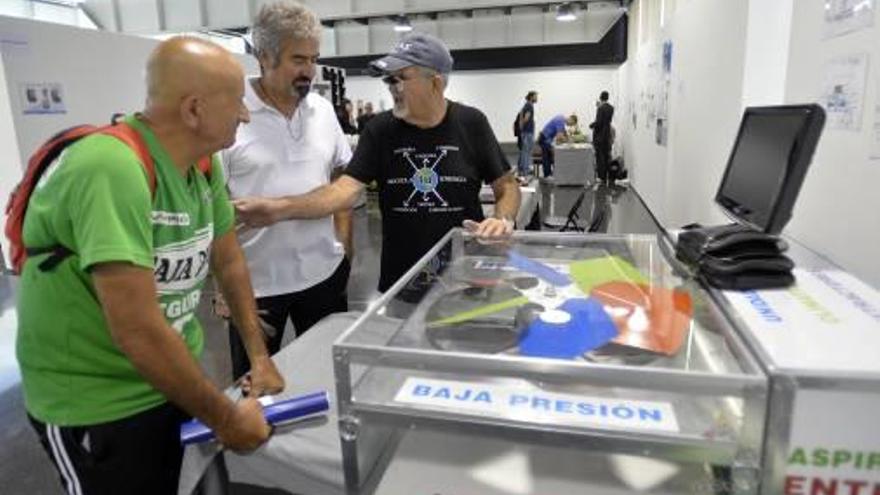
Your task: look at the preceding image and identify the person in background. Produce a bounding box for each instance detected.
[516,91,538,183]
[220,0,353,381]
[590,90,615,184]
[16,37,282,495]
[336,98,358,134]
[232,32,521,295]
[357,101,376,133]
[537,113,577,178]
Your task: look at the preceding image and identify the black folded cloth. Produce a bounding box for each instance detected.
[675,223,795,290]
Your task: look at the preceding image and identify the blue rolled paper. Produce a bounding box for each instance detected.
[180,390,330,445]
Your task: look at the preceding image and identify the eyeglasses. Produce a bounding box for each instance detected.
[381,72,436,87]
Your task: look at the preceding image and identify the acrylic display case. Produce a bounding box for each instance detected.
[333,230,769,494]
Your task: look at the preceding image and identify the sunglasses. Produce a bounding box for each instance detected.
[381,72,435,86]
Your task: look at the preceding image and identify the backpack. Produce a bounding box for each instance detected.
[513,113,521,138]
[4,119,212,275]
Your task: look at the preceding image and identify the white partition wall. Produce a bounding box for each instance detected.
[0,50,22,270]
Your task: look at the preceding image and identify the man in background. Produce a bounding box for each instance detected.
[516,91,538,182]
[357,101,376,132]
[537,113,577,178]
[590,90,615,184]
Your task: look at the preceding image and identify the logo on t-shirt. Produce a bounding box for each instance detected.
[152,211,191,226]
[390,145,467,214]
[153,226,212,293]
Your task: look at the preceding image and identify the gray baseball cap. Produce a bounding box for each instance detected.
[368,32,454,76]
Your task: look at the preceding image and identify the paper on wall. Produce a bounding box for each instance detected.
[820,53,869,131]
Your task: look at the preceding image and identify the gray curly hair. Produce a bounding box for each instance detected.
[251,1,321,67]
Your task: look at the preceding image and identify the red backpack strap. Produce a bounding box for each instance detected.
[197,156,213,180]
[4,125,101,274]
[99,122,157,197]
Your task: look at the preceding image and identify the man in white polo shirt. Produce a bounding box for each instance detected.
[221,1,351,380]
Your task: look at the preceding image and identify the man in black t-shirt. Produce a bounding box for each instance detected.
[234,32,521,292]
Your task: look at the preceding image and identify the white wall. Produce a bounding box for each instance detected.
[0,50,23,270]
[783,0,880,287]
[345,66,619,142]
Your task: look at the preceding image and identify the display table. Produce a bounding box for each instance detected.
[553,144,594,186]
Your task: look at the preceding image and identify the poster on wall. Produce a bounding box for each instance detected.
[823,0,875,39]
[872,78,880,160]
[820,53,868,131]
[655,41,672,147]
[20,82,66,115]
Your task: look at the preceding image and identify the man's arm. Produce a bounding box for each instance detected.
[210,230,284,396]
[468,173,521,237]
[92,262,271,451]
[330,167,354,259]
[234,175,365,227]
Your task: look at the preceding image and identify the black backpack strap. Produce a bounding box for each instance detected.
[25,245,74,272]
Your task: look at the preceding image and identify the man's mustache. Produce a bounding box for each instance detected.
[292,79,311,97]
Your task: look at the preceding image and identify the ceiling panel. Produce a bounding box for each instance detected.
[544,9,589,44]
[437,12,473,50]
[205,0,250,29]
[335,20,370,56]
[352,0,405,16]
[163,0,202,31]
[117,0,160,32]
[473,9,508,48]
[411,14,439,37]
[321,25,337,57]
[510,6,544,46]
[368,18,399,55]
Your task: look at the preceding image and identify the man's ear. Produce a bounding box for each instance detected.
[180,94,200,130]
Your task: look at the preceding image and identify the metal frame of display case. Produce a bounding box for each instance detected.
[333,230,770,494]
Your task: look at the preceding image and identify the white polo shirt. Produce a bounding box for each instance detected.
[222,77,352,297]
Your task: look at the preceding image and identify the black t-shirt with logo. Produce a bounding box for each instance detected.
[345,101,511,291]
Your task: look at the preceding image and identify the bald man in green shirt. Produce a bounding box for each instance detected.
[16,37,284,494]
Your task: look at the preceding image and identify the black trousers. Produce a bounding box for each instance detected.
[28,402,187,495]
[228,257,350,380]
[594,141,612,182]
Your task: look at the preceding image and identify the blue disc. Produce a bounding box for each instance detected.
[518,297,618,359]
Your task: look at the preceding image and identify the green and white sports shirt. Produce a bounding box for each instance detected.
[16,116,234,425]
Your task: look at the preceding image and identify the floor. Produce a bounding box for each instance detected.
[0,174,662,495]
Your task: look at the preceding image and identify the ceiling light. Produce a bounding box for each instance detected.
[556,3,578,22]
[394,15,413,32]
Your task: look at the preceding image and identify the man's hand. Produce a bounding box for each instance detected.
[240,356,285,398]
[463,218,514,239]
[214,397,272,452]
[233,197,283,228]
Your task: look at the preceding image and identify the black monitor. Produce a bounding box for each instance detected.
[714,104,825,234]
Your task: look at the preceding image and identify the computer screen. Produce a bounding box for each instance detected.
[714,104,825,234]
